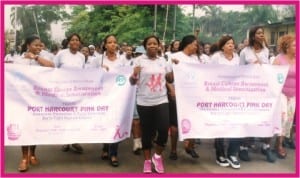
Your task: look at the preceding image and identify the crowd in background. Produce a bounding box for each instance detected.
[5,25,296,174]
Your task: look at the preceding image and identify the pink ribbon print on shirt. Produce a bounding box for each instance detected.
[146,74,163,92]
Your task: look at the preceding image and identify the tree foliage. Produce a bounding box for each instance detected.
[278,5,295,19]
[66,5,192,46]
[244,5,278,26]
[9,4,294,50]
[65,5,290,47]
[10,5,69,48]
[195,5,281,44]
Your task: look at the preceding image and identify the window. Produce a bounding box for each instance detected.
[271,32,275,45]
[278,31,285,37]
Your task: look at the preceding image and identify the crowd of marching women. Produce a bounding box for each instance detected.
[5,25,296,173]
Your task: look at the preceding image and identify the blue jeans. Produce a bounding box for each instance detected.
[103,143,119,157]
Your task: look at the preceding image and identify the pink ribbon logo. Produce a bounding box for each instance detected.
[181,119,191,134]
[7,124,21,140]
[113,125,128,140]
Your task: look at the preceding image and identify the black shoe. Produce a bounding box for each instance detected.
[239,149,251,161]
[101,151,109,160]
[261,148,276,163]
[133,148,141,155]
[216,156,229,167]
[282,138,289,148]
[71,144,83,154]
[110,157,119,167]
[288,141,296,149]
[169,152,178,160]
[285,138,296,149]
[185,149,199,158]
[61,145,70,152]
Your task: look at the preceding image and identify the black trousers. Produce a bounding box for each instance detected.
[137,103,169,149]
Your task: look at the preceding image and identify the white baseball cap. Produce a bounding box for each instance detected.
[88,45,95,49]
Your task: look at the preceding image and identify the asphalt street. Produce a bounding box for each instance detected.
[4,137,296,176]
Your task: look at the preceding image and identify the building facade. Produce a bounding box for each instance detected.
[263,16,295,50]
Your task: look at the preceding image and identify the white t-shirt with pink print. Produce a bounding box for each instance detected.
[133,54,172,106]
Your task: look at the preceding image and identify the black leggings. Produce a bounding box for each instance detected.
[137,103,169,149]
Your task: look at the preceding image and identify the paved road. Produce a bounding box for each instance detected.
[4,138,296,175]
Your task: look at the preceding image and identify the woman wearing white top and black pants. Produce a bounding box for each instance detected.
[167,35,200,161]
[211,35,241,169]
[130,35,173,174]
[239,26,276,163]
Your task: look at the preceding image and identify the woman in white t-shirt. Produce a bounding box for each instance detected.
[198,41,211,64]
[167,35,200,161]
[165,40,180,62]
[99,35,126,167]
[15,35,54,172]
[99,35,125,72]
[211,37,240,65]
[130,35,173,173]
[15,36,55,67]
[239,26,269,65]
[122,45,135,66]
[54,33,85,154]
[239,26,276,163]
[80,46,100,69]
[211,35,241,169]
[54,33,85,69]
[4,49,20,63]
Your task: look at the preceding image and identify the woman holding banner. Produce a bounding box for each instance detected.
[272,34,296,158]
[130,35,173,173]
[100,34,126,167]
[211,35,241,169]
[54,33,85,154]
[15,35,54,172]
[239,26,277,163]
[122,45,143,155]
[167,35,200,161]
[239,26,270,65]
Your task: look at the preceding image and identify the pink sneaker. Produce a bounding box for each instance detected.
[143,160,152,173]
[152,154,164,173]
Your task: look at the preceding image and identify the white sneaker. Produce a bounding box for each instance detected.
[137,139,142,149]
[227,155,241,169]
[133,138,141,150]
[133,138,142,155]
